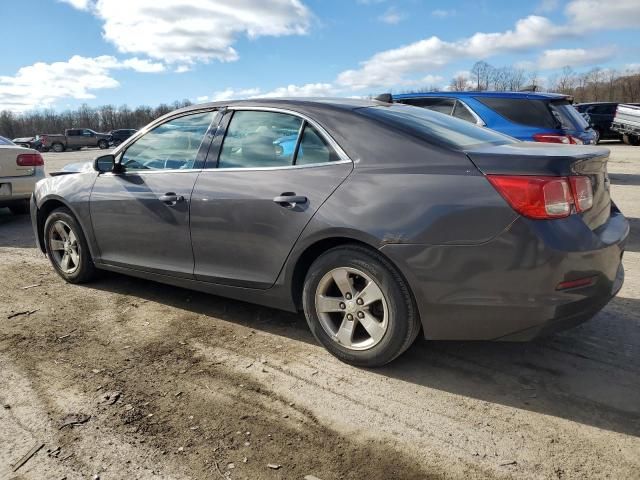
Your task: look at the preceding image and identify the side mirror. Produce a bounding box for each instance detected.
[94,154,116,173]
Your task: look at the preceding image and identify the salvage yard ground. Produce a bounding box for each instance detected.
[1,143,639,479]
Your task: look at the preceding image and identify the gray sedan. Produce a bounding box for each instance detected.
[30,99,628,366]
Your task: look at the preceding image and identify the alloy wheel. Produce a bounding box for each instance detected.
[315,267,389,351]
[48,220,80,274]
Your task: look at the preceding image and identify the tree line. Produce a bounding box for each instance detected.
[446,61,640,103]
[0,99,193,139]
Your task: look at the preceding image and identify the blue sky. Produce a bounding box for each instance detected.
[0,0,639,112]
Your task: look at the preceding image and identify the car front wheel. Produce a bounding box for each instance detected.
[302,245,421,367]
[44,208,96,283]
[98,140,109,149]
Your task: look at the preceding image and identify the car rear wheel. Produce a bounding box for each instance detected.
[51,143,65,153]
[302,245,420,367]
[98,139,109,149]
[9,200,29,215]
[44,208,96,284]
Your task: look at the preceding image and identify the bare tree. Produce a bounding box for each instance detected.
[470,61,492,91]
[450,74,469,92]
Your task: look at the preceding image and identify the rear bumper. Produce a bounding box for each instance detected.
[0,169,44,206]
[380,210,629,341]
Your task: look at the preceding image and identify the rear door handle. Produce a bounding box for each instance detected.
[159,193,185,205]
[273,194,308,207]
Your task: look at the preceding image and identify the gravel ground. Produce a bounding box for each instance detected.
[0,143,638,479]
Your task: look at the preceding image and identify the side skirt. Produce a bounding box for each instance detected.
[94,262,297,313]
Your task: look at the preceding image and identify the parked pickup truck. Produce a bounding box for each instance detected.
[611,104,640,146]
[41,128,110,153]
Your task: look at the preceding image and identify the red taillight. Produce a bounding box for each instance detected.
[569,176,593,212]
[487,174,593,220]
[16,153,44,167]
[532,133,582,145]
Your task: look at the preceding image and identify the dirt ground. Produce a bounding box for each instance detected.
[1,143,638,480]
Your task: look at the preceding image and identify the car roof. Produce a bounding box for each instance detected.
[392,91,569,101]
[171,97,383,116]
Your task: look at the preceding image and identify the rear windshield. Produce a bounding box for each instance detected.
[550,100,590,130]
[475,97,559,128]
[360,104,515,149]
[0,136,15,145]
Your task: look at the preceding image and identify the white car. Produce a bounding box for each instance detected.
[0,136,45,215]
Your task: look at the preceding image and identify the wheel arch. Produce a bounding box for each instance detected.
[36,196,95,258]
[288,235,419,318]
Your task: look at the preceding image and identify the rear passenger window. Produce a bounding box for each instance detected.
[475,97,557,128]
[218,111,302,169]
[296,124,340,165]
[452,101,477,123]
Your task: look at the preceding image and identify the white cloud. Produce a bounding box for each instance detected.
[174,65,192,74]
[536,47,615,70]
[64,0,312,64]
[378,7,405,24]
[59,0,91,9]
[257,83,336,98]
[337,15,571,89]
[120,57,166,73]
[623,63,640,73]
[565,0,640,29]
[431,9,456,18]
[0,55,164,112]
[210,87,263,101]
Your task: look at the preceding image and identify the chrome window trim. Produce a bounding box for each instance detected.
[455,99,486,126]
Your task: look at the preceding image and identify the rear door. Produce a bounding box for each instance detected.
[90,110,217,277]
[190,108,353,288]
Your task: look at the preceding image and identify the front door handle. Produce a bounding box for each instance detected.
[159,193,185,205]
[273,193,308,208]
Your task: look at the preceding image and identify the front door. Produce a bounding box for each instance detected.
[190,109,353,289]
[90,110,217,277]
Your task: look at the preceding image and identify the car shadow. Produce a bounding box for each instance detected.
[0,209,34,248]
[5,208,639,437]
[86,270,640,438]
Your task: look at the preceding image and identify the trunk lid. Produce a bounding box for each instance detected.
[0,146,36,178]
[465,142,611,230]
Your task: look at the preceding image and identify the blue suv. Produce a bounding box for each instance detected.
[392,91,597,145]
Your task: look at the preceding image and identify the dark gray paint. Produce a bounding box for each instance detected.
[31,98,629,341]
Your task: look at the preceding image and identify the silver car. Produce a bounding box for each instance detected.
[0,136,45,214]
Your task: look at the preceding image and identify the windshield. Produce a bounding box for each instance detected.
[0,136,15,145]
[360,104,516,149]
[550,100,590,130]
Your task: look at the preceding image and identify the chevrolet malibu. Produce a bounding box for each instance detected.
[31,99,628,367]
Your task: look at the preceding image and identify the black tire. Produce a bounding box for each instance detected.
[52,143,65,153]
[302,245,421,367]
[629,135,640,146]
[113,139,122,147]
[98,140,109,149]
[44,207,96,284]
[9,200,29,215]
[593,128,601,144]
